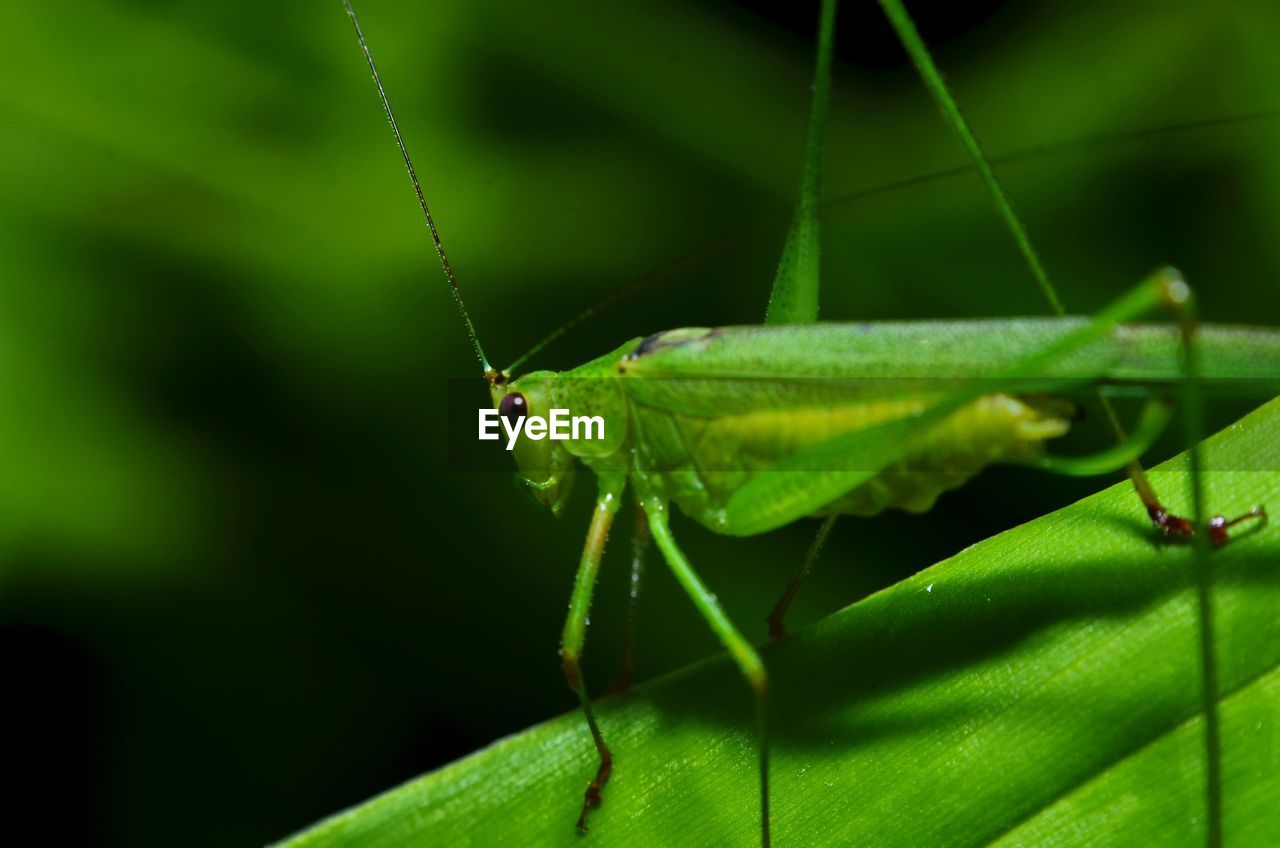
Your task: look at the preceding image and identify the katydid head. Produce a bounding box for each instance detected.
[489,371,577,516]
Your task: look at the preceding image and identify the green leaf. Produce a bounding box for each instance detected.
[276,398,1280,847]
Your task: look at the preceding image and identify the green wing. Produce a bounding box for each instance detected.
[620,321,1280,414]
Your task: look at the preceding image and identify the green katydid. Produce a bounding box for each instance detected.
[342,1,1279,846]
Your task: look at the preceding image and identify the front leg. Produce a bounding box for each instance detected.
[561,473,626,832]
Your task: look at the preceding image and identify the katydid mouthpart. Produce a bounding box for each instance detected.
[343,1,1278,845]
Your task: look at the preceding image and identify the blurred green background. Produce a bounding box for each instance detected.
[4,1,1280,845]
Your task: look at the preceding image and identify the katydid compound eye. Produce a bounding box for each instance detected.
[499,392,527,425]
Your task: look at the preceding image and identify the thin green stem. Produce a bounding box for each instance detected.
[765,0,837,326]
[877,0,1064,317]
[1178,291,1222,848]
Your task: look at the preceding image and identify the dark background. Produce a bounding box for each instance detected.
[4,1,1280,845]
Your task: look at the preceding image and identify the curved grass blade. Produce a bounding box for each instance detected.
[274,398,1280,848]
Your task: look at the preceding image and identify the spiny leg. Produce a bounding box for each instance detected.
[768,515,838,640]
[1087,353,1266,544]
[643,497,772,848]
[609,501,650,695]
[1128,464,1266,544]
[1008,269,1268,544]
[1035,395,1265,542]
[561,474,626,832]
[1121,274,1264,544]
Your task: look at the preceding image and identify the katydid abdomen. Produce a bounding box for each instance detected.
[624,390,1073,524]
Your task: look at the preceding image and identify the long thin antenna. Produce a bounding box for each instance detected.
[503,110,1280,373]
[343,0,493,375]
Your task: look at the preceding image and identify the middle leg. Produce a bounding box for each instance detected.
[768,514,838,640]
[609,500,650,695]
[643,496,772,848]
